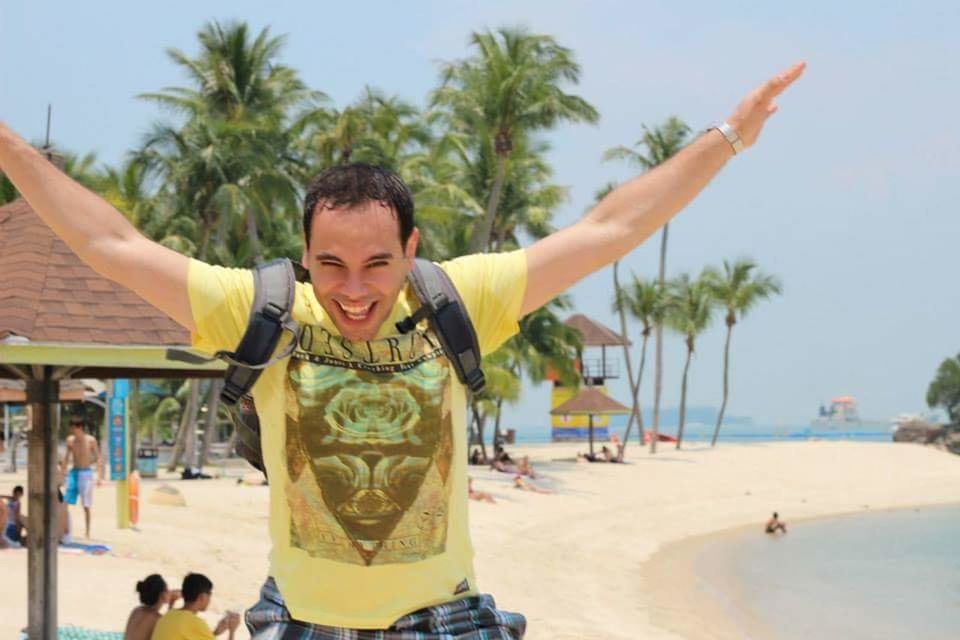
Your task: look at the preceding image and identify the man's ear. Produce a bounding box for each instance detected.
[300,245,308,270]
[405,227,420,266]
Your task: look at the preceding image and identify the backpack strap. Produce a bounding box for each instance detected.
[397,259,485,394]
[219,258,299,405]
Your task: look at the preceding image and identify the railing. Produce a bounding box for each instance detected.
[581,358,620,380]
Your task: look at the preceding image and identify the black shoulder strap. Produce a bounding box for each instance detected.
[219,259,299,405]
[397,258,485,394]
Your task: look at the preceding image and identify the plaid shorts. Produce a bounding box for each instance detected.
[245,577,526,639]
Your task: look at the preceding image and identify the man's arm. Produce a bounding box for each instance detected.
[90,436,103,484]
[0,124,195,331]
[521,62,805,316]
[61,435,74,472]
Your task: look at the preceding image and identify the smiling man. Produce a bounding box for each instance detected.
[0,62,804,638]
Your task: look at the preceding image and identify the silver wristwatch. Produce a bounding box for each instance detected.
[710,121,744,155]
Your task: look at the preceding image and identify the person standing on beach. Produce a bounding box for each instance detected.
[61,415,102,539]
[0,61,804,638]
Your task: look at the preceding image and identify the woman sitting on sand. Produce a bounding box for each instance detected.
[123,574,180,640]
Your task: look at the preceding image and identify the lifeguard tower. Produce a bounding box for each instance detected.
[549,314,629,441]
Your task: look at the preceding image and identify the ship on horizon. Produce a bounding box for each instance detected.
[804,395,892,436]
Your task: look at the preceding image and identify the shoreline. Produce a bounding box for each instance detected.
[1,441,958,639]
[640,501,960,640]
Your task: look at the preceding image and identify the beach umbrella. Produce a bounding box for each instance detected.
[550,386,630,458]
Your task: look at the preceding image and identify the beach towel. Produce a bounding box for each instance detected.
[245,577,526,639]
[59,541,111,555]
[18,625,123,639]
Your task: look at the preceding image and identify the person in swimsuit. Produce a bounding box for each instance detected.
[765,512,787,534]
[61,415,102,538]
[3,485,24,545]
[123,574,181,640]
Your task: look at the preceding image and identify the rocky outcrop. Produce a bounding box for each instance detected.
[893,421,960,455]
[892,421,943,444]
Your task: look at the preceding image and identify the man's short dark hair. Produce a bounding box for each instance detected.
[181,573,213,603]
[13,485,23,496]
[68,416,85,429]
[302,163,414,247]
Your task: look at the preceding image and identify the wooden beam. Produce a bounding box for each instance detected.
[26,369,58,640]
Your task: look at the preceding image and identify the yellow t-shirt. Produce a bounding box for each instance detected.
[150,609,213,640]
[188,251,527,628]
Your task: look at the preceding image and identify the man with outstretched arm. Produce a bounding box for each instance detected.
[0,62,804,638]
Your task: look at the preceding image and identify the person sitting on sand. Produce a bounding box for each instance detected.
[467,478,496,504]
[4,485,25,545]
[765,512,787,534]
[468,447,483,465]
[513,475,552,494]
[124,574,180,640]
[494,444,515,465]
[151,573,240,640]
[516,455,536,479]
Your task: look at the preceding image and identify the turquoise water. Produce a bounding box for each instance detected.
[696,505,960,639]
[509,423,893,444]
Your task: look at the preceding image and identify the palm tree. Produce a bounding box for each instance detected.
[432,27,598,253]
[604,116,691,453]
[139,20,318,264]
[664,273,716,449]
[139,21,315,471]
[703,259,782,446]
[614,271,665,456]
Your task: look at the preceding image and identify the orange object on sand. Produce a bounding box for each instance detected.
[129,470,140,526]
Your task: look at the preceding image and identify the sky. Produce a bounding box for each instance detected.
[3,1,960,427]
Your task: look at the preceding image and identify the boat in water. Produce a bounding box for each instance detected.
[798,396,892,439]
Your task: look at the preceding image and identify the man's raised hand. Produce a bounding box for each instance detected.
[727,61,806,150]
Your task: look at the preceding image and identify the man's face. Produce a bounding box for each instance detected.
[303,200,419,342]
[69,423,83,436]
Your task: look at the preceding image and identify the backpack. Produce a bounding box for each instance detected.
[169,258,484,474]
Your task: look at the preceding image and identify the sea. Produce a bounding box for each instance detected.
[507,421,895,445]
[692,505,960,639]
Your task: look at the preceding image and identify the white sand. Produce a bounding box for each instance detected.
[1,441,958,639]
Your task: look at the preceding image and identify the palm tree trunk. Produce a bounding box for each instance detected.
[468,152,508,254]
[471,400,488,463]
[676,343,693,450]
[651,223,669,454]
[635,333,649,444]
[166,380,201,472]
[492,397,505,451]
[200,380,223,465]
[588,415,596,457]
[613,262,643,461]
[246,209,265,265]
[711,324,734,447]
[129,380,140,475]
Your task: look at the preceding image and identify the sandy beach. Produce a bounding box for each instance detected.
[1,440,958,639]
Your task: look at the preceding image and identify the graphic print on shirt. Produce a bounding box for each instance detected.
[284,322,455,567]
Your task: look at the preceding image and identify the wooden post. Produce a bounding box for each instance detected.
[26,368,59,640]
[588,414,595,458]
